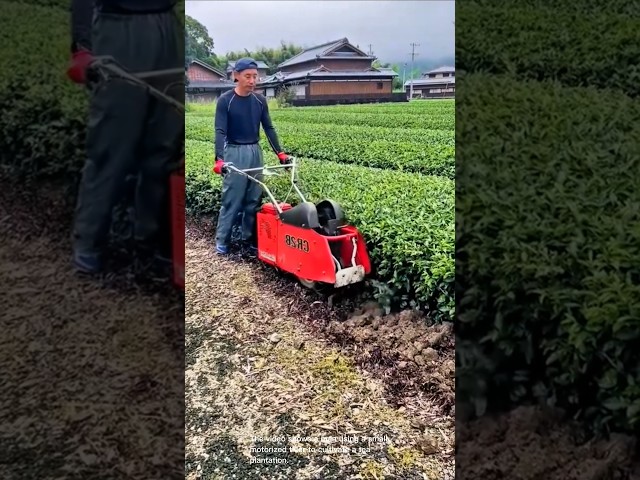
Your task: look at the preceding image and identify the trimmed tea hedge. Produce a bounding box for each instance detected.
[463,0,640,16]
[186,117,453,146]
[185,118,454,177]
[457,72,640,433]
[0,1,88,178]
[185,137,455,320]
[1,0,184,180]
[271,110,453,130]
[457,3,640,96]
[186,99,453,117]
[184,139,222,216]
[189,108,452,130]
[12,0,73,9]
[295,100,454,115]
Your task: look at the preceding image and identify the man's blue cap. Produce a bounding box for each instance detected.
[234,57,258,72]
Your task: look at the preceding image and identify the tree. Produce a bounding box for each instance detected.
[276,86,295,108]
[221,42,304,74]
[186,15,214,62]
[205,55,227,72]
[371,60,403,90]
[372,59,391,69]
[390,63,403,90]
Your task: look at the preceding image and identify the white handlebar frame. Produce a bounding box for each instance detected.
[222,157,305,214]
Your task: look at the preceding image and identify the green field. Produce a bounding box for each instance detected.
[185,100,455,321]
[457,2,640,434]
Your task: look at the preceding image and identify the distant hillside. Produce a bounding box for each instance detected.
[383,57,455,74]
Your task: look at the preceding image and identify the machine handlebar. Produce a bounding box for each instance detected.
[222,157,298,177]
[221,157,306,212]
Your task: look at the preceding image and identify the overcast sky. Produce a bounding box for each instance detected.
[186,1,455,64]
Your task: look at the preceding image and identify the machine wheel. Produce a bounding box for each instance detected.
[298,277,318,289]
[296,233,345,291]
[297,277,333,293]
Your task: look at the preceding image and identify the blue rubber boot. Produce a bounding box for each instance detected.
[72,251,103,274]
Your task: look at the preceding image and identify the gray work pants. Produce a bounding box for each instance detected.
[72,8,183,255]
[215,144,264,247]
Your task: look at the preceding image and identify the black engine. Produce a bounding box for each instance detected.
[315,199,345,236]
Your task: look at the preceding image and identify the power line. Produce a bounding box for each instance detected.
[408,42,419,100]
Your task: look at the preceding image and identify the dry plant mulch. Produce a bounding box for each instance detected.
[185,218,454,480]
[0,176,184,479]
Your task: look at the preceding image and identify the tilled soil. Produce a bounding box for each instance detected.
[324,307,454,417]
[185,217,455,479]
[0,177,184,479]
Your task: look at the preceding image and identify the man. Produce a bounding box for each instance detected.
[66,0,183,274]
[212,57,291,255]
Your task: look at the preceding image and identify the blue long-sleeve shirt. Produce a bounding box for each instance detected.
[214,90,283,160]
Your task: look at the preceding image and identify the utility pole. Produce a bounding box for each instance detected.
[402,62,407,94]
[367,44,373,56]
[409,42,419,100]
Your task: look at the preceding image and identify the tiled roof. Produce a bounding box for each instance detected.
[424,65,455,74]
[186,80,235,90]
[259,67,397,85]
[404,76,455,87]
[190,59,226,77]
[277,38,373,68]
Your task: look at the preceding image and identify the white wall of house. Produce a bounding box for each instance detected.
[430,87,455,94]
[292,84,306,97]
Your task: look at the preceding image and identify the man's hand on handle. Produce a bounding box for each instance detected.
[66,49,95,84]
[213,159,226,175]
[277,152,293,172]
[277,152,292,165]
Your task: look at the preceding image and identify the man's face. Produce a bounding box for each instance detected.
[235,68,258,91]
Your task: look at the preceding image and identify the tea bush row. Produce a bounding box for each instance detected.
[185,117,454,177]
[457,72,640,433]
[186,137,455,320]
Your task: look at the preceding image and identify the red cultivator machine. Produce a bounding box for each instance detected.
[221,159,372,290]
[87,55,185,290]
[86,56,371,292]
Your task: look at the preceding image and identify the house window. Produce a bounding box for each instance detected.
[376,82,383,89]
